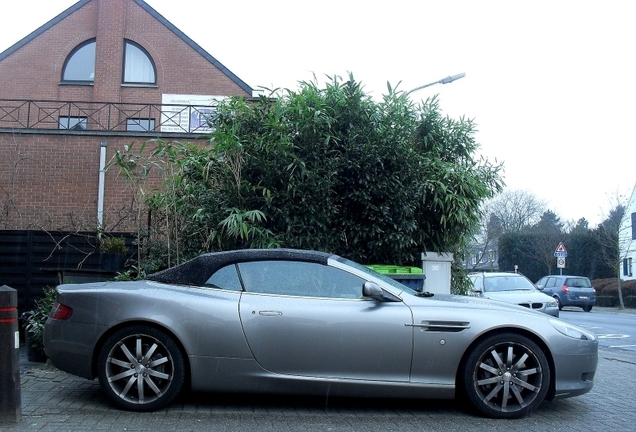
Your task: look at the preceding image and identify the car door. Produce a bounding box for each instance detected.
[541,276,559,295]
[238,260,413,381]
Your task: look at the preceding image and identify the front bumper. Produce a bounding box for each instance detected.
[551,339,598,399]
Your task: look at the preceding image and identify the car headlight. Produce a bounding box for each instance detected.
[546,299,558,308]
[549,319,596,341]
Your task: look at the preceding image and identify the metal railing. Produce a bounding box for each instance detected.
[0,99,218,134]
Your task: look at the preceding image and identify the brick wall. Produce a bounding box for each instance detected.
[0,131,169,230]
[0,0,250,102]
[0,0,252,230]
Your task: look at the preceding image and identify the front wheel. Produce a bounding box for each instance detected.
[553,296,563,311]
[461,333,550,419]
[97,325,186,411]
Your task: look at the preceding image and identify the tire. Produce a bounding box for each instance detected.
[97,325,186,411]
[461,333,550,419]
[583,305,593,312]
[553,296,563,311]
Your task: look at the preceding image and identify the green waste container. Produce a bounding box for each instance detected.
[366,265,426,291]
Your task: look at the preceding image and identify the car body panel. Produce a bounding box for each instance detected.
[239,292,413,380]
[43,249,598,412]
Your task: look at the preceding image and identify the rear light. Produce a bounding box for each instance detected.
[561,285,569,293]
[49,301,73,320]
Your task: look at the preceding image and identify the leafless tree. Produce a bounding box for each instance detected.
[482,189,547,233]
[466,190,546,271]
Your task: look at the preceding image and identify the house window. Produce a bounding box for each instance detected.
[624,258,633,277]
[123,41,156,85]
[631,212,636,240]
[62,39,96,83]
[59,117,87,130]
[126,118,155,132]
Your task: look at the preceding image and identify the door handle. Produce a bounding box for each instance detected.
[258,310,282,316]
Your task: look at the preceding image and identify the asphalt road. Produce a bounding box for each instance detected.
[560,306,636,354]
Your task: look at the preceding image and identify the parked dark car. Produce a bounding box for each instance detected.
[535,275,596,311]
[44,249,598,419]
[468,272,559,317]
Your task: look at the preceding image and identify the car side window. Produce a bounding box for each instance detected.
[237,260,365,299]
[469,276,483,291]
[545,277,558,288]
[204,264,242,291]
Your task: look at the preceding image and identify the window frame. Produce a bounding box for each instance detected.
[58,116,88,130]
[61,39,96,84]
[122,40,157,86]
[126,118,156,132]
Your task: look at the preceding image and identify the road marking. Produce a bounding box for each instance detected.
[608,344,636,348]
[596,334,630,339]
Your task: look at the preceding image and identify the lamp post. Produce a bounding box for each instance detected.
[406,72,466,96]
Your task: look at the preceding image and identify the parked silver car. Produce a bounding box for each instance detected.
[44,249,598,419]
[468,272,560,317]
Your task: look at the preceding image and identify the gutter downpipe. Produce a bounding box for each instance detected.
[97,141,107,228]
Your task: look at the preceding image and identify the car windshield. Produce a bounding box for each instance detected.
[483,276,535,293]
[566,278,592,288]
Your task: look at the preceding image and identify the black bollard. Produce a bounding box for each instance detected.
[0,285,21,423]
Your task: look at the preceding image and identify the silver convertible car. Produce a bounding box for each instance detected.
[44,249,598,419]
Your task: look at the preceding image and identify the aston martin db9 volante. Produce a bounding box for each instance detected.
[44,249,598,418]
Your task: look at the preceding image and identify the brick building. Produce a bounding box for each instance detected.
[0,0,253,231]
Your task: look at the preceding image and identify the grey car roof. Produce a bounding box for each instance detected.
[146,249,334,286]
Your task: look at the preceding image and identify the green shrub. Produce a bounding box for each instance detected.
[624,296,636,308]
[23,286,57,357]
[591,278,636,308]
[595,296,617,307]
[100,236,128,254]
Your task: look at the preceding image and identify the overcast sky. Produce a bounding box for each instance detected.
[1,0,634,227]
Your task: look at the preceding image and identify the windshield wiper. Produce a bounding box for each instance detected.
[416,291,434,297]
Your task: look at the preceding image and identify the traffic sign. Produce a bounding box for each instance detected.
[557,257,565,268]
[554,242,568,257]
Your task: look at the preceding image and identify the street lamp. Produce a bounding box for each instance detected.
[405,72,466,96]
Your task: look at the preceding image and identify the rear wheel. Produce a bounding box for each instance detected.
[582,305,593,312]
[461,333,550,419]
[97,325,185,411]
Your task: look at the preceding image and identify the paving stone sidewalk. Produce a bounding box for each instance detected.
[2,346,635,432]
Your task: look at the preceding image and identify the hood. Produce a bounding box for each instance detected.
[483,290,554,304]
[411,292,546,316]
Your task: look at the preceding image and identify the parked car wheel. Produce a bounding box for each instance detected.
[553,296,563,310]
[583,305,593,312]
[462,333,550,419]
[97,325,186,411]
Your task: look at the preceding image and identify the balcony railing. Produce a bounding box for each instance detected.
[0,99,219,134]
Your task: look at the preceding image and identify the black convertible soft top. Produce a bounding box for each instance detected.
[146,248,333,286]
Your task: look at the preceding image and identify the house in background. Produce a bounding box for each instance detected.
[0,0,253,231]
[619,184,636,280]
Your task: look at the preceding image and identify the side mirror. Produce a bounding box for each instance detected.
[363,281,385,301]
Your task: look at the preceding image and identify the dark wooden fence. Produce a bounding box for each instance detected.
[0,230,135,318]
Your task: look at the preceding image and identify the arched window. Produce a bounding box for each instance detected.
[123,40,156,85]
[62,39,96,83]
